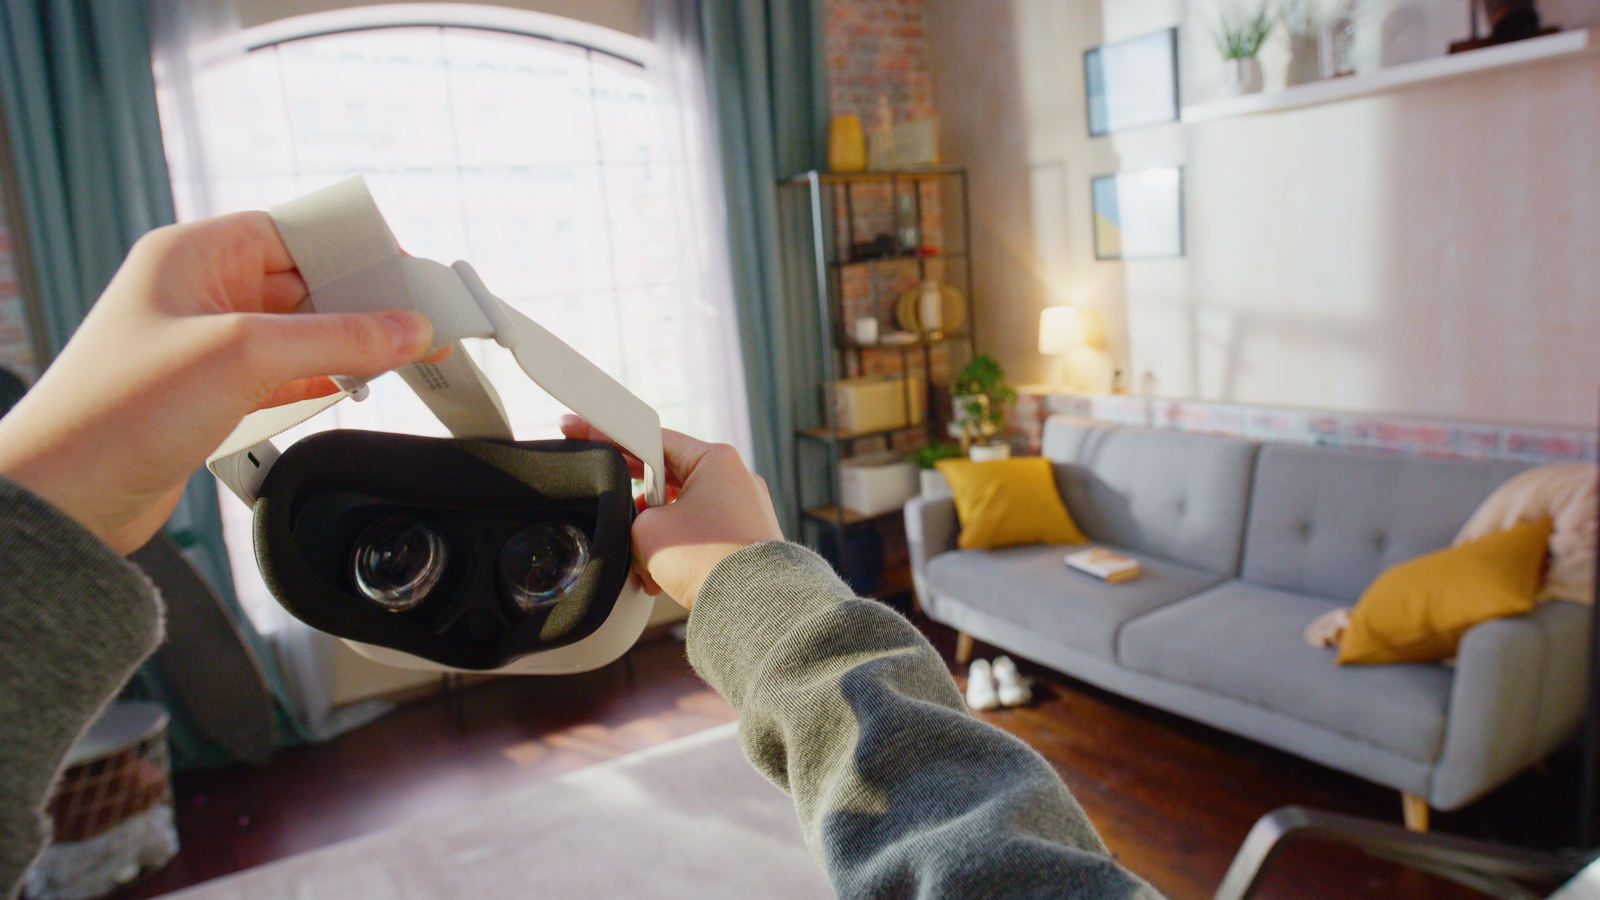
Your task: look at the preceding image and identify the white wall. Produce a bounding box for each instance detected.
[929,0,1600,428]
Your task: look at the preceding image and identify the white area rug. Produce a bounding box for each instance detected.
[162,723,834,899]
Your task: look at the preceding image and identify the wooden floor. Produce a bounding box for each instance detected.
[126,614,1582,900]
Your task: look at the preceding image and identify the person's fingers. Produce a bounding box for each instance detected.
[255,376,343,411]
[419,345,452,365]
[227,309,434,389]
[260,270,309,314]
[560,415,697,487]
[559,415,718,484]
[227,210,297,274]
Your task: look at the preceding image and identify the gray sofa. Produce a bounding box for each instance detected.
[906,416,1590,829]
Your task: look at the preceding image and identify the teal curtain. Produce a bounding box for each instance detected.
[0,0,298,768]
[697,0,828,536]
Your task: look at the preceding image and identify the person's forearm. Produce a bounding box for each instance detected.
[0,480,163,900]
[687,542,1161,899]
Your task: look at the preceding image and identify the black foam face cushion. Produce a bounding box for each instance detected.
[255,430,634,670]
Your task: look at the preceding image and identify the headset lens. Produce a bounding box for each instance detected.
[500,523,589,612]
[351,515,448,611]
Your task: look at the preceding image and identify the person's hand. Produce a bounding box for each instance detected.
[0,212,438,554]
[558,416,783,609]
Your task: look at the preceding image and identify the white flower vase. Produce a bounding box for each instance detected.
[968,443,1011,463]
[1286,33,1321,86]
[1221,57,1263,97]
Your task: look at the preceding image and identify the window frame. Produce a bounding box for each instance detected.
[220,3,652,66]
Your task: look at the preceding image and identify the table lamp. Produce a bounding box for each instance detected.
[1039,306,1087,391]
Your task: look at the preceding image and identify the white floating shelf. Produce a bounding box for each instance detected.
[1182,27,1597,124]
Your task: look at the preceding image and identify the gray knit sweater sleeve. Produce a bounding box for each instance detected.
[687,541,1161,899]
[0,480,164,900]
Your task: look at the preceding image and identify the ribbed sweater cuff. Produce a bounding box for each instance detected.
[685,541,854,710]
[0,478,163,900]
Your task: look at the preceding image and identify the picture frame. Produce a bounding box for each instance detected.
[1084,28,1180,137]
[1091,168,1184,260]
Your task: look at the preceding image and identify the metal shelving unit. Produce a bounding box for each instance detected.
[779,166,976,597]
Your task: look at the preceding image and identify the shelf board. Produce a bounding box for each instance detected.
[839,332,970,351]
[802,505,894,526]
[798,424,925,442]
[1182,28,1596,124]
[788,166,965,185]
[831,251,967,268]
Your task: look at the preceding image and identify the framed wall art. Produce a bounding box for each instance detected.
[1091,167,1184,260]
[1084,28,1180,136]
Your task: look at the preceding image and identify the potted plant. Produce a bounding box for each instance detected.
[1215,2,1276,96]
[953,355,1016,462]
[910,441,963,498]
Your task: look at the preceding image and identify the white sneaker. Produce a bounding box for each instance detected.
[992,656,1032,707]
[965,659,999,711]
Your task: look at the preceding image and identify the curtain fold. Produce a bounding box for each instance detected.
[692,0,828,536]
[0,0,292,769]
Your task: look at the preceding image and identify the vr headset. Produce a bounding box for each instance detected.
[207,177,665,675]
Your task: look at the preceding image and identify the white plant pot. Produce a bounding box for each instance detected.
[919,468,952,500]
[968,443,1011,463]
[1221,57,1263,97]
[1286,33,1321,86]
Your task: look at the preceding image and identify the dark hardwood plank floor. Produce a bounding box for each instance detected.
[925,619,1581,900]
[125,638,735,899]
[125,614,1582,900]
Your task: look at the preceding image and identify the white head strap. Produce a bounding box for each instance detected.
[206,177,666,509]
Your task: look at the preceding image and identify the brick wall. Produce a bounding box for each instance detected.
[1018,393,1598,465]
[825,0,935,126]
[0,191,36,383]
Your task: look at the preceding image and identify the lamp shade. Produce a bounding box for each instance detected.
[1039,306,1086,355]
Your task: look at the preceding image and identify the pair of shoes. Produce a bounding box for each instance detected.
[965,656,1032,710]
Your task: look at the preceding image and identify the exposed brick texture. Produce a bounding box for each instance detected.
[824,0,935,127]
[1037,393,1597,465]
[0,191,36,382]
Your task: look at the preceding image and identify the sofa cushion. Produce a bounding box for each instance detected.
[1042,419,1259,576]
[1242,444,1531,603]
[925,544,1228,661]
[1117,580,1454,763]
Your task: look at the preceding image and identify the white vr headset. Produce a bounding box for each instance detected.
[207,177,666,676]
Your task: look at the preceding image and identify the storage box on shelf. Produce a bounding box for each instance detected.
[778,167,976,599]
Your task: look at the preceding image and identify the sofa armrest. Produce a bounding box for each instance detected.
[904,496,957,610]
[1429,600,1590,810]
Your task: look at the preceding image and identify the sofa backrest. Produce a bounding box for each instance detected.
[1042,417,1260,575]
[1241,444,1531,602]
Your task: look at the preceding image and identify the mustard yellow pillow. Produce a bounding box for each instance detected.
[935,457,1086,550]
[1338,518,1551,665]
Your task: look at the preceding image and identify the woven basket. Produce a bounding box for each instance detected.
[26,702,178,900]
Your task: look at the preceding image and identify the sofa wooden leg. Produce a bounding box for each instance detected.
[1401,792,1429,832]
[954,632,974,666]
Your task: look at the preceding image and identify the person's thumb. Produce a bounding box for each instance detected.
[241,309,434,385]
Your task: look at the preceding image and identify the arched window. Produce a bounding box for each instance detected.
[157,6,747,630]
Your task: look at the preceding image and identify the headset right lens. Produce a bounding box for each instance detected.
[499,523,589,612]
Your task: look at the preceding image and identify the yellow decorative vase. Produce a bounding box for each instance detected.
[828,114,866,173]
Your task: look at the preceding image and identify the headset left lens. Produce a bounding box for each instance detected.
[351,515,448,611]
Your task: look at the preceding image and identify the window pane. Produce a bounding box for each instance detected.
[162,20,749,631]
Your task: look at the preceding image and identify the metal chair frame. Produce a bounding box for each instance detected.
[1215,807,1599,900]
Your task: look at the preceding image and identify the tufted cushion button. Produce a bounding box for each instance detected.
[1297,521,1313,540]
[1373,532,1389,551]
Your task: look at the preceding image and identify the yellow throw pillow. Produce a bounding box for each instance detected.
[1338,518,1552,665]
[935,457,1087,550]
